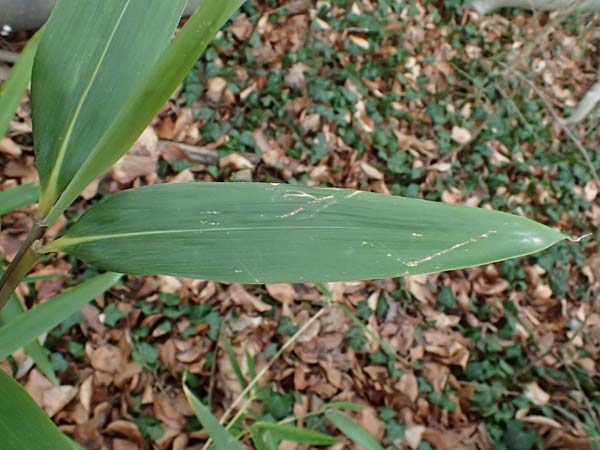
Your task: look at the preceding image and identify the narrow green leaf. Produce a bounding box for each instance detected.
[224,339,248,390]
[249,427,275,450]
[46,183,566,283]
[325,411,385,450]
[251,422,338,446]
[0,183,40,217]
[0,368,73,450]
[43,0,244,225]
[183,379,243,450]
[0,272,121,360]
[0,295,58,386]
[32,0,187,217]
[0,29,42,139]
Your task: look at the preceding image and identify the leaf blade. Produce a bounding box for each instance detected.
[43,0,244,225]
[0,182,39,217]
[0,295,58,386]
[32,0,186,216]
[0,29,42,139]
[183,380,243,450]
[47,183,566,283]
[0,369,73,450]
[0,272,121,360]
[251,422,338,446]
[325,411,385,450]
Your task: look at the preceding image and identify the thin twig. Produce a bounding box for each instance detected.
[503,64,600,188]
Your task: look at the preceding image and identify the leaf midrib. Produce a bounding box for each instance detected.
[46,225,372,250]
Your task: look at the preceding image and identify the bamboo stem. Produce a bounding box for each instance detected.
[0,220,45,311]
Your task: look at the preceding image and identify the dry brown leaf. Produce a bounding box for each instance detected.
[405,425,427,449]
[266,284,296,304]
[524,381,550,406]
[451,126,472,144]
[91,345,124,374]
[229,284,271,312]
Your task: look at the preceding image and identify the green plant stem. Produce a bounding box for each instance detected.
[0,221,45,312]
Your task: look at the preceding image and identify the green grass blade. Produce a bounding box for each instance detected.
[32,0,187,217]
[0,369,73,450]
[0,183,40,217]
[0,272,121,360]
[325,411,385,450]
[249,427,275,450]
[246,351,257,381]
[46,183,566,283]
[224,339,248,390]
[0,29,42,139]
[0,295,58,386]
[251,422,338,446]
[183,378,244,450]
[44,0,244,225]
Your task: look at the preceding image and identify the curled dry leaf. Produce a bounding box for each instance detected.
[24,369,78,417]
[265,283,296,304]
[451,126,472,145]
[219,152,255,171]
[405,425,427,450]
[396,370,419,403]
[229,284,271,312]
[525,381,550,406]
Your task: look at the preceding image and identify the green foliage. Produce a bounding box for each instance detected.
[0,295,57,385]
[44,183,565,283]
[0,273,121,360]
[32,0,187,217]
[100,303,125,327]
[0,1,586,449]
[0,369,74,450]
[251,422,337,446]
[325,411,385,450]
[135,416,164,441]
[183,378,243,450]
[0,183,40,218]
[39,0,245,225]
[0,30,42,139]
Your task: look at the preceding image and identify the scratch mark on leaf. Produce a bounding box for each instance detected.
[283,191,318,200]
[404,231,496,267]
[280,207,305,218]
[346,191,362,199]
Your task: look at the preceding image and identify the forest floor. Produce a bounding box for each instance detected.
[1,1,600,449]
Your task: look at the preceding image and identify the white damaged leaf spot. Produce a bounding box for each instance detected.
[279,207,305,219]
[405,231,496,267]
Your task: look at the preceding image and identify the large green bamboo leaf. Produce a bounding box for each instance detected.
[42,0,244,225]
[0,272,121,361]
[45,183,566,283]
[0,29,42,139]
[0,182,39,217]
[0,368,73,450]
[32,0,187,217]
